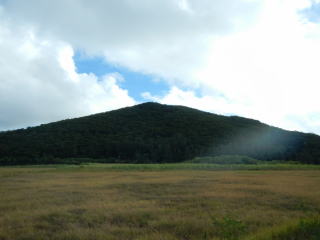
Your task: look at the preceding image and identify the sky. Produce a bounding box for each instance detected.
[0,0,320,134]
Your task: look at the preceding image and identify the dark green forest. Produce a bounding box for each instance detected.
[0,102,320,165]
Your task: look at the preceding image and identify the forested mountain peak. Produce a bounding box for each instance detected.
[0,102,320,165]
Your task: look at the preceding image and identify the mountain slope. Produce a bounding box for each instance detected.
[0,102,319,164]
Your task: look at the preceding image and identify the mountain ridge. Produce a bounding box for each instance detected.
[0,102,319,165]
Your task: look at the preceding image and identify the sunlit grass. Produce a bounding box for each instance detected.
[0,165,320,239]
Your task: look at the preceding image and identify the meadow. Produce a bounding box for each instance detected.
[0,163,320,240]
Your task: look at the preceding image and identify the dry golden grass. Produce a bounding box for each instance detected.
[0,166,320,240]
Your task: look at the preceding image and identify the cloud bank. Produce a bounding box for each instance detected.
[0,16,134,130]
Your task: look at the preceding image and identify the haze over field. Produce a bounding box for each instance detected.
[0,0,320,133]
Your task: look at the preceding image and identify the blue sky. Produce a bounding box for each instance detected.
[301,2,320,23]
[74,51,169,102]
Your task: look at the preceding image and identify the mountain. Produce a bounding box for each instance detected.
[0,102,320,165]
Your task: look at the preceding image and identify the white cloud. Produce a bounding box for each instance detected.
[191,0,320,133]
[0,20,135,130]
[2,0,262,84]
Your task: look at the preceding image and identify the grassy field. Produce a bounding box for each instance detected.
[0,164,320,240]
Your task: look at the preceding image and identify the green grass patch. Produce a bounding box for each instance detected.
[188,155,261,164]
[247,216,320,240]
